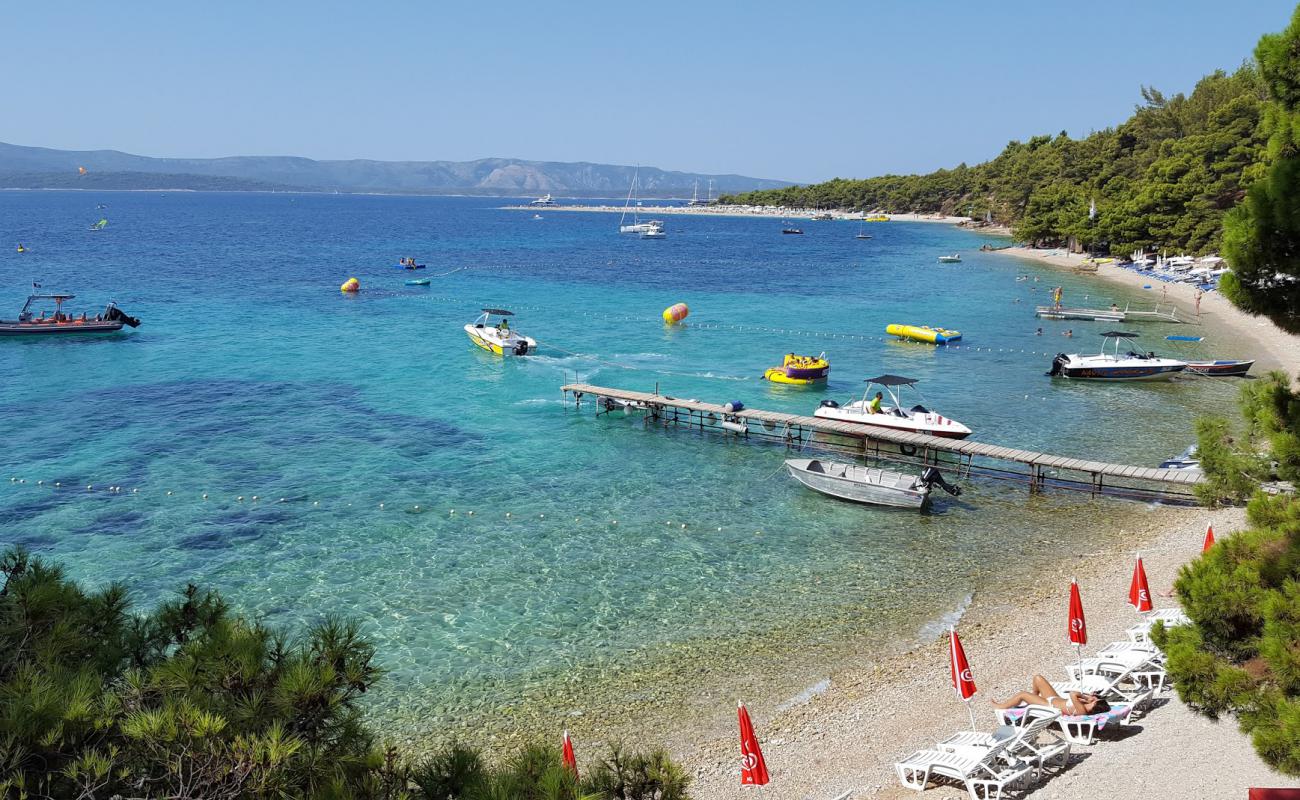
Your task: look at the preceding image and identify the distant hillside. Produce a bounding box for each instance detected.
[0,142,793,197]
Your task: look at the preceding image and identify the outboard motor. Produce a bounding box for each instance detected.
[920,467,962,497]
[513,340,530,356]
[1047,354,1068,377]
[104,304,141,328]
[819,399,840,409]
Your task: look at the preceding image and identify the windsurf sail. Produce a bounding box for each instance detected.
[90,218,108,230]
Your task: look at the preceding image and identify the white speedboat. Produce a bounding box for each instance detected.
[784,459,961,509]
[464,308,536,356]
[640,220,666,239]
[814,375,973,439]
[937,254,962,263]
[1048,332,1187,381]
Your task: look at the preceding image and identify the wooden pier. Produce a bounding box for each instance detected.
[561,383,1203,502]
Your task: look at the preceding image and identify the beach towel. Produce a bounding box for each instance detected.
[1003,703,1131,730]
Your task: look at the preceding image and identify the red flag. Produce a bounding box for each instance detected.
[737,702,769,786]
[561,730,578,779]
[1068,579,1088,646]
[1129,556,1153,612]
[949,627,977,700]
[1203,524,1216,552]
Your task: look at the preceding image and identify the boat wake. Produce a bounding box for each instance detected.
[915,592,974,643]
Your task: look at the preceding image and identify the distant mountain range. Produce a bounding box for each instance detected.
[0,142,793,197]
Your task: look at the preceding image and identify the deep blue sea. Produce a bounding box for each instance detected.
[0,192,1234,743]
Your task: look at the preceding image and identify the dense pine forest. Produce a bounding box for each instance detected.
[722,67,1266,258]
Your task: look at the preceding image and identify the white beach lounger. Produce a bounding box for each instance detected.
[1126,608,1191,643]
[1069,645,1168,692]
[895,739,1033,800]
[997,693,1151,746]
[936,705,1070,780]
[1058,660,1157,704]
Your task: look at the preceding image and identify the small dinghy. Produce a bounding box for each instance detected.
[937,254,962,263]
[1186,359,1254,377]
[782,228,803,235]
[784,459,961,509]
[1159,444,1200,471]
[405,278,431,286]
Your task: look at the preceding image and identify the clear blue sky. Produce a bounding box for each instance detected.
[3,0,1295,183]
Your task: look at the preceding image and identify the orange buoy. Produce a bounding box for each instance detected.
[662,302,689,324]
[340,277,360,293]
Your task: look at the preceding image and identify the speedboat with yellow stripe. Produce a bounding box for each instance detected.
[763,352,829,385]
[465,308,536,356]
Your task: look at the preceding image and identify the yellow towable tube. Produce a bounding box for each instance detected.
[762,352,830,385]
[886,323,961,344]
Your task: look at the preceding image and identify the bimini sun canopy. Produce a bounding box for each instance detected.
[864,374,917,386]
[482,308,514,316]
[1099,331,1140,338]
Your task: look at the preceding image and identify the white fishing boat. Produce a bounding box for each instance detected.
[619,168,658,233]
[1048,331,1187,381]
[784,459,961,509]
[464,308,536,356]
[814,375,973,439]
[640,220,666,239]
[529,194,556,206]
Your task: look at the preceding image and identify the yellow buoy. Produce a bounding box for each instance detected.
[662,302,689,324]
[340,277,360,293]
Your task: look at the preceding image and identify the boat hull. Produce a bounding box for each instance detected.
[1050,362,1186,381]
[784,458,928,508]
[813,404,972,439]
[1186,359,1254,377]
[0,321,125,336]
[464,325,535,356]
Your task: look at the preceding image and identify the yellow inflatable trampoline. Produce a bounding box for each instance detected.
[886,323,962,344]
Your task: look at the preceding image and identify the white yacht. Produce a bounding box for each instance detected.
[814,375,972,439]
[529,194,556,206]
[640,220,667,239]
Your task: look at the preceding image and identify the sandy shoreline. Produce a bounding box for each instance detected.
[676,506,1294,798]
[994,246,1300,378]
[502,204,968,224]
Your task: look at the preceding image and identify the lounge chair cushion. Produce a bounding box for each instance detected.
[1003,703,1132,731]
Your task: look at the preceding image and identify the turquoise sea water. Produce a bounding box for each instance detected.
[0,192,1235,741]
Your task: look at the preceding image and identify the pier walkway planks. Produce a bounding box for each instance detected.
[561,383,1202,492]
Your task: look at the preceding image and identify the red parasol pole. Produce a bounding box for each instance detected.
[561,730,578,779]
[737,701,770,786]
[1129,553,1153,613]
[949,627,978,730]
[1068,578,1088,675]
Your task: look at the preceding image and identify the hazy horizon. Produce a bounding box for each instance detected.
[3,0,1294,183]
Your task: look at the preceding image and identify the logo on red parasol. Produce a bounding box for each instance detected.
[1203,524,1216,552]
[737,702,769,786]
[949,627,977,700]
[561,730,578,779]
[1129,555,1153,612]
[1068,579,1088,646]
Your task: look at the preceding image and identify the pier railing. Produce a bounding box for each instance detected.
[560,383,1202,503]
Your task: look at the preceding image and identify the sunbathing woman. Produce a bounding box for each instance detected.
[991,674,1110,715]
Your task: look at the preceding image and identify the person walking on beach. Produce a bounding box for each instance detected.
[1195,288,1203,317]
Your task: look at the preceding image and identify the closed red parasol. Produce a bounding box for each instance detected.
[1203,523,1216,552]
[561,730,578,778]
[949,627,978,729]
[737,702,770,786]
[1129,555,1153,613]
[1068,578,1088,645]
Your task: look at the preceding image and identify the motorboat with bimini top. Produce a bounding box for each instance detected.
[1047,332,1187,381]
[763,352,830,385]
[784,459,961,509]
[640,220,667,239]
[464,308,536,356]
[814,375,972,439]
[0,294,140,336]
